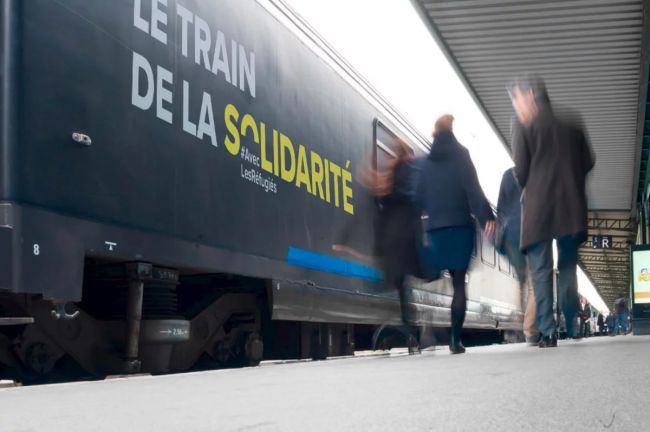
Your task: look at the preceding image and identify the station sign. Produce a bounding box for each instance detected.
[592,235,612,249]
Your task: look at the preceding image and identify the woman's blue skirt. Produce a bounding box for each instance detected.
[420,225,474,275]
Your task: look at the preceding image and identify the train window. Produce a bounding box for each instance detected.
[376,138,395,171]
[374,119,413,166]
[480,233,496,267]
[498,252,510,274]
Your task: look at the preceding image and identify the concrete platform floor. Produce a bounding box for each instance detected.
[1,335,647,432]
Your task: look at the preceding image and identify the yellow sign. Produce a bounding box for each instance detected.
[633,250,650,304]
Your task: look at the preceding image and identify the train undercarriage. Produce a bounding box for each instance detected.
[0,260,366,383]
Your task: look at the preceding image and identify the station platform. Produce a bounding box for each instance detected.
[1,335,647,432]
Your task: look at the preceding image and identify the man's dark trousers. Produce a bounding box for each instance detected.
[526,234,582,338]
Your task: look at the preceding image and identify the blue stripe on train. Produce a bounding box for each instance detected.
[286,247,383,282]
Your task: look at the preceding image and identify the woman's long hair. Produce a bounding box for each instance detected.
[358,139,414,197]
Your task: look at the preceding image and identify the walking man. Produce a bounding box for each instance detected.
[508,75,595,348]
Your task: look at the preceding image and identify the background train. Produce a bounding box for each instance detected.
[0,0,521,381]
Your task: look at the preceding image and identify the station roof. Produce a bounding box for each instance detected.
[411,0,650,307]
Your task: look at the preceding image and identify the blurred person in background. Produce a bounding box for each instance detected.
[496,163,539,345]
[597,312,605,336]
[416,114,495,354]
[606,311,617,336]
[507,74,595,348]
[613,297,629,335]
[579,297,591,338]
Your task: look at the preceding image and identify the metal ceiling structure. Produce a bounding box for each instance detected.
[581,211,637,305]
[411,0,650,308]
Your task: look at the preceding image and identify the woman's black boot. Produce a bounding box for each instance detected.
[449,311,466,354]
[449,333,466,354]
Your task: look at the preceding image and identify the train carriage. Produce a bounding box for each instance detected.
[0,0,521,380]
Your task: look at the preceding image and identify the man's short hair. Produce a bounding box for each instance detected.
[507,74,550,104]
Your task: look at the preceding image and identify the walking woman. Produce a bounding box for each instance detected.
[358,139,421,349]
[417,115,495,354]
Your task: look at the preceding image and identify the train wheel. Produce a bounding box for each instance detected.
[243,333,263,367]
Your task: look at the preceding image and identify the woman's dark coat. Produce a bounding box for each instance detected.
[416,131,494,230]
[375,161,421,282]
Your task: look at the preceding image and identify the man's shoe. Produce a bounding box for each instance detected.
[525,335,541,346]
[538,335,558,348]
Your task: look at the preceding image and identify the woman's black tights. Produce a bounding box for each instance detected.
[449,270,467,338]
[394,273,409,326]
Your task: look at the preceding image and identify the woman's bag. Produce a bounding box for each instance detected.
[416,213,442,281]
[494,215,507,255]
